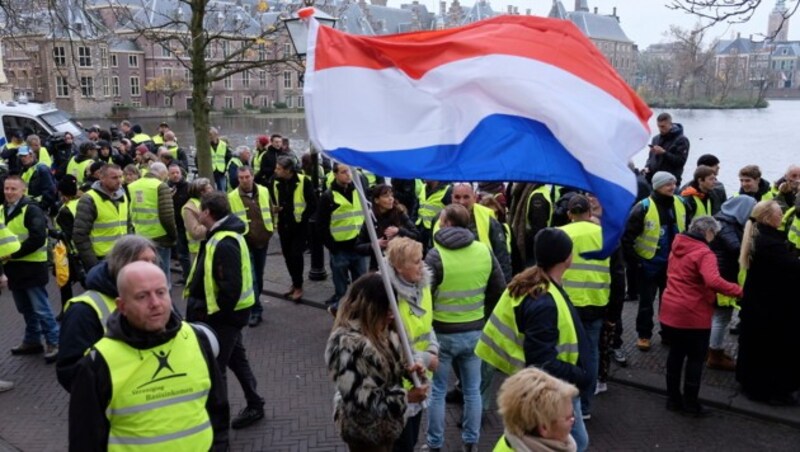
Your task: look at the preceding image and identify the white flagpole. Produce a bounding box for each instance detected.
[350,170,424,390]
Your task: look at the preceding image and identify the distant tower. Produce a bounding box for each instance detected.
[574,0,589,12]
[768,0,790,41]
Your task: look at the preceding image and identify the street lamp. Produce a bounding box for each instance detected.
[283,1,337,282]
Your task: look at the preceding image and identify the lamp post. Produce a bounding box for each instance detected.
[283,1,337,282]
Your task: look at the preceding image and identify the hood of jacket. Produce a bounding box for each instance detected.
[105,310,183,350]
[84,261,119,298]
[663,123,685,140]
[720,196,757,227]
[386,264,432,317]
[90,180,126,201]
[670,232,710,259]
[207,213,247,238]
[680,185,705,199]
[433,226,476,250]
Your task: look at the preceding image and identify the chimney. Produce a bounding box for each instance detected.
[737,32,741,39]
[612,6,617,17]
[513,6,519,14]
[594,7,598,14]
[526,8,531,15]
[507,5,513,14]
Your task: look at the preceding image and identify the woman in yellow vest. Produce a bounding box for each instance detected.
[54,175,82,308]
[386,238,438,452]
[494,367,579,452]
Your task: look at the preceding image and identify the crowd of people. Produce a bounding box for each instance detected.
[0,111,797,451]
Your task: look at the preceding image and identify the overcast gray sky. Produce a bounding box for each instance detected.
[386,0,790,48]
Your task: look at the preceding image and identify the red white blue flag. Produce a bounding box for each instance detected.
[304,15,652,257]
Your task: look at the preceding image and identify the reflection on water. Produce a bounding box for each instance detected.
[87,100,800,191]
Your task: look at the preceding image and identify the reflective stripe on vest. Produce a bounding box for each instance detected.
[183,198,201,254]
[0,221,22,256]
[273,176,308,223]
[434,240,492,323]
[633,196,686,260]
[86,190,129,258]
[330,189,364,242]
[95,322,213,451]
[417,184,448,229]
[67,157,94,184]
[186,231,255,314]
[228,185,274,234]
[128,177,167,239]
[211,141,227,172]
[560,221,611,308]
[398,286,434,389]
[5,205,47,262]
[65,290,117,331]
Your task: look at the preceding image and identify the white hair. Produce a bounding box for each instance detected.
[149,162,168,178]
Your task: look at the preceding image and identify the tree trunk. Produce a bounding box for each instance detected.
[190,0,213,180]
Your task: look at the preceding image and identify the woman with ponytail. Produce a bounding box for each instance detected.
[736,200,800,406]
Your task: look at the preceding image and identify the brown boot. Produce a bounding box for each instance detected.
[706,348,735,371]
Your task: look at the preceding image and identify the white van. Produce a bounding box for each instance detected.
[0,98,85,148]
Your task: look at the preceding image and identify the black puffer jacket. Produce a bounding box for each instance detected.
[711,213,745,283]
[645,123,690,184]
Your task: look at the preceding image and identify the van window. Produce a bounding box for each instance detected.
[2,114,50,140]
[40,111,83,136]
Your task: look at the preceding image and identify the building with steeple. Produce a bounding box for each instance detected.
[768,0,790,42]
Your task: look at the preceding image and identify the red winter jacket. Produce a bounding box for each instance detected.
[660,233,743,329]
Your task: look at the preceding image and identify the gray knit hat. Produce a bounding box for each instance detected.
[652,171,677,191]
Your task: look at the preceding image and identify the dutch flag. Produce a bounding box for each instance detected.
[304,15,652,257]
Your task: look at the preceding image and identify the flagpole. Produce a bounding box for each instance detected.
[351,170,425,391]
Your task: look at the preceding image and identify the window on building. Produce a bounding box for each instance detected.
[258,46,267,61]
[261,96,269,107]
[224,76,232,89]
[130,76,140,96]
[53,46,66,66]
[243,96,252,107]
[161,44,172,57]
[224,97,234,109]
[78,47,92,67]
[286,96,293,108]
[284,43,292,57]
[111,54,118,67]
[80,76,94,97]
[100,47,109,68]
[297,95,304,108]
[56,76,69,97]
[131,101,141,107]
[129,55,139,68]
[283,71,292,88]
[164,96,172,107]
[243,71,250,87]
[298,74,304,88]
[163,67,173,78]
[222,41,230,58]
[103,77,109,96]
[184,69,191,84]
[112,76,120,96]
[259,70,266,87]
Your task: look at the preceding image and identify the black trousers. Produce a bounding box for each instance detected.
[279,224,306,289]
[215,322,265,409]
[393,411,422,452]
[661,324,710,406]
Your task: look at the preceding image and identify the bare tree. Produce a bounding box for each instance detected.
[144,73,187,107]
[668,0,800,39]
[667,25,716,100]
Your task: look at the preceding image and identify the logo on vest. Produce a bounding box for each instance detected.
[135,190,144,203]
[136,350,187,389]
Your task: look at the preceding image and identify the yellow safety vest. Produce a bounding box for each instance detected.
[688,195,711,219]
[0,218,22,257]
[716,267,746,309]
[128,177,166,239]
[398,286,434,389]
[64,290,117,331]
[633,196,686,260]
[783,207,800,250]
[228,185,274,235]
[432,203,496,247]
[560,221,610,308]
[252,149,266,173]
[434,240,492,324]
[475,285,579,376]
[182,198,201,254]
[527,184,556,227]
[34,146,52,167]
[357,168,377,187]
[330,189,365,242]
[502,223,512,254]
[167,145,179,160]
[417,184,449,229]
[186,231,255,314]
[211,141,227,173]
[225,158,244,192]
[3,204,47,262]
[67,157,94,184]
[20,163,49,201]
[131,133,153,145]
[94,322,212,451]
[493,436,514,452]
[152,134,164,146]
[273,176,308,224]
[86,190,129,258]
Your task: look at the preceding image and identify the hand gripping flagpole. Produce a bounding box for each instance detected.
[351,171,426,396]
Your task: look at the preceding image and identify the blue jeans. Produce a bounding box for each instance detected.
[580,318,602,415]
[214,172,227,192]
[329,250,367,305]
[427,330,482,448]
[250,245,268,318]
[11,286,60,346]
[155,245,172,285]
[572,396,589,452]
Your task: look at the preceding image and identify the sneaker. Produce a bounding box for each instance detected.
[0,380,13,393]
[636,338,651,352]
[231,406,264,429]
[463,444,478,452]
[595,382,608,395]
[327,305,338,318]
[611,348,628,366]
[10,342,44,355]
[43,344,58,364]
[248,314,262,328]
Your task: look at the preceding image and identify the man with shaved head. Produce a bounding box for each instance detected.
[68,261,229,451]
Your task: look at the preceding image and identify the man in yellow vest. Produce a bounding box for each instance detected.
[2,176,60,362]
[622,171,687,352]
[273,156,316,302]
[128,162,177,283]
[315,163,367,311]
[162,130,189,171]
[56,236,160,392]
[73,164,130,271]
[226,146,251,192]
[416,180,451,251]
[152,121,171,147]
[129,124,154,150]
[559,195,624,420]
[228,165,272,327]
[17,146,58,215]
[424,204,505,452]
[25,134,52,168]
[680,165,719,221]
[66,141,98,185]
[68,261,229,450]
[186,191,265,429]
[209,127,230,191]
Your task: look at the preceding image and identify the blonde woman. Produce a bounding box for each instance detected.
[494,367,579,452]
[736,200,800,406]
[325,273,428,452]
[181,178,214,263]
